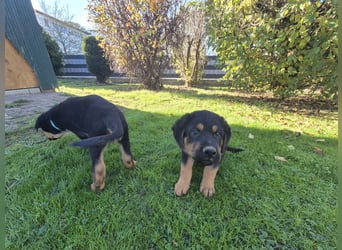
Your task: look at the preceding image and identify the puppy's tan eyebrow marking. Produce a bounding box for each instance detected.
[212,125,218,133]
[196,123,204,131]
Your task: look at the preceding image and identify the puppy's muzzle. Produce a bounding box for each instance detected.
[203,146,217,157]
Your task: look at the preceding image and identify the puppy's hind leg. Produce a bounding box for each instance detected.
[119,131,136,169]
[119,144,136,169]
[89,146,106,191]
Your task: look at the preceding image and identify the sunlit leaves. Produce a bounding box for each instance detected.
[207,0,337,100]
[87,0,185,90]
[170,2,207,87]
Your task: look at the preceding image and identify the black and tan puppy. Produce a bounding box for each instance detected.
[35,95,135,191]
[172,110,242,197]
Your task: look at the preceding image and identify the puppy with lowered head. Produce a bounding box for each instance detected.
[35,94,135,191]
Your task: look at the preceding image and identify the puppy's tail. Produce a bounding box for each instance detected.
[72,133,119,148]
[227,146,244,153]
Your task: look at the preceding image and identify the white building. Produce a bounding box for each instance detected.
[34,9,91,54]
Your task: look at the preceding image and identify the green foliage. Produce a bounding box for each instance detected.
[207,0,337,100]
[171,2,207,87]
[87,0,184,90]
[5,80,337,249]
[82,36,113,83]
[42,30,64,76]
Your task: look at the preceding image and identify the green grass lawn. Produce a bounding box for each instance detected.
[5,79,337,249]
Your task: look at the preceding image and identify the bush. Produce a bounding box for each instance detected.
[207,0,337,100]
[42,30,64,76]
[82,36,112,83]
[87,0,184,90]
[171,2,207,87]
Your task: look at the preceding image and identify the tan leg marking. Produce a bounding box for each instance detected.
[119,145,136,169]
[200,165,220,197]
[43,131,65,139]
[91,151,106,191]
[174,157,194,196]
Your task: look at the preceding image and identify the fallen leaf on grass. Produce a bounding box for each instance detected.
[313,147,324,155]
[248,133,254,139]
[275,156,288,162]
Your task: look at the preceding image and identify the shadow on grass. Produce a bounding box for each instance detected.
[6,106,337,190]
[163,85,337,118]
[61,79,337,119]
[5,105,337,249]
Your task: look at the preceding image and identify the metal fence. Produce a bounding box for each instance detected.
[62,55,226,79]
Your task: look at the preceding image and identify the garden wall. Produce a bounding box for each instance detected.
[61,55,226,81]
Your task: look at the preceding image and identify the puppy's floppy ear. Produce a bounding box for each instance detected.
[172,113,193,148]
[219,116,231,152]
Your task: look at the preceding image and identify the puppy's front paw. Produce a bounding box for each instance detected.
[91,182,105,192]
[200,185,215,197]
[124,159,136,169]
[174,180,190,196]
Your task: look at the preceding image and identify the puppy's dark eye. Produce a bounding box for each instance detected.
[190,128,200,137]
[214,131,222,138]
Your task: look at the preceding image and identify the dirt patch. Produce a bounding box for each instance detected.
[5,92,70,132]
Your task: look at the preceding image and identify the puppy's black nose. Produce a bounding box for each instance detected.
[203,146,217,157]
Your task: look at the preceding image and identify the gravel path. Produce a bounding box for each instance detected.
[5,92,69,132]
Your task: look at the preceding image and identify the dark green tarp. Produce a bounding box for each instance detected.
[5,0,57,90]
